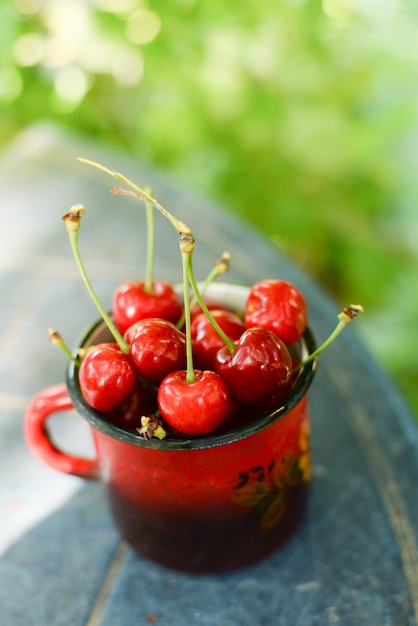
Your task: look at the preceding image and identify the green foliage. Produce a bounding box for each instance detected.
[2,0,418,416]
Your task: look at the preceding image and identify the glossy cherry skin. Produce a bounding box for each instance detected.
[244,279,307,345]
[158,370,231,436]
[79,343,138,413]
[213,327,293,404]
[124,318,186,385]
[112,279,183,335]
[191,309,245,370]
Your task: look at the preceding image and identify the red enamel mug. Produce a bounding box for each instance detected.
[24,283,316,573]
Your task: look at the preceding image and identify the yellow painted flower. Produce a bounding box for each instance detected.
[298,419,310,482]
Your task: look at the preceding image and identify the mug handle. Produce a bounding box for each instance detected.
[24,383,99,479]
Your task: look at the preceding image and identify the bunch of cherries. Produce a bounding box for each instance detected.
[53,159,362,439]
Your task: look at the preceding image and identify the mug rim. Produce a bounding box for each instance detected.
[66,282,317,451]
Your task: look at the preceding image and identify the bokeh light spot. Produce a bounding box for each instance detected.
[53,65,89,108]
[0,67,23,104]
[322,0,354,22]
[111,49,144,87]
[93,0,139,15]
[126,9,161,44]
[16,0,42,15]
[13,33,45,67]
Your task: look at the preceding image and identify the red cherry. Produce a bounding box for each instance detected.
[213,327,292,404]
[79,343,138,413]
[112,279,183,335]
[158,370,231,436]
[245,279,307,345]
[124,318,186,385]
[191,309,245,370]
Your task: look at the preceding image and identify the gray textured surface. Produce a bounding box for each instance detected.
[1,124,418,625]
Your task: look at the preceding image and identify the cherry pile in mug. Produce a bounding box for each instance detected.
[78,276,308,438]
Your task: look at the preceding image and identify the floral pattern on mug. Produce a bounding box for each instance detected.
[232,419,310,530]
[298,418,310,482]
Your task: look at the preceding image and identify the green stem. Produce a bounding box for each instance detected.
[292,304,363,374]
[67,230,129,354]
[48,329,78,364]
[291,319,346,374]
[176,257,226,330]
[187,255,236,354]
[78,157,191,236]
[181,251,196,384]
[144,189,154,293]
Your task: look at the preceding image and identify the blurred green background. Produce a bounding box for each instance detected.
[1,0,417,417]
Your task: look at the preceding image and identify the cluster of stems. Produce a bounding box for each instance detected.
[63,160,237,387]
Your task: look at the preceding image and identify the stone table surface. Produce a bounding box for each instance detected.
[1,124,418,626]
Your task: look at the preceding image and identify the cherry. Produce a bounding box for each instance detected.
[191,308,245,370]
[158,370,231,436]
[112,279,183,335]
[245,279,307,345]
[124,318,186,385]
[79,343,138,413]
[213,327,293,404]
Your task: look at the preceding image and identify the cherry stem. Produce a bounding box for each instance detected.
[176,251,231,330]
[144,188,154,294]
[77,157,192,237]
[62,206,129,355]
[48,328,78,364]
[187,254,237,354]
[292,304,364,374]
[181,250,196,384]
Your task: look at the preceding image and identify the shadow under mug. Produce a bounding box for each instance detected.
[24,283,316,573]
